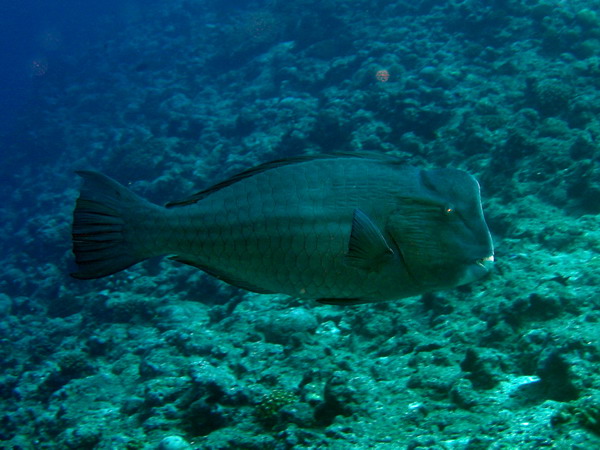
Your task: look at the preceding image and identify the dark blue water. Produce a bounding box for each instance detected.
[0,0,161,136]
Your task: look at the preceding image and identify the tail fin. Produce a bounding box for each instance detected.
[71,171,155,279]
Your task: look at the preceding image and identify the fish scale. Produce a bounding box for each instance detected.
[71,154,494,304]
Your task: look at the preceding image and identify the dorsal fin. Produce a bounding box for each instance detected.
[165,152,405,208]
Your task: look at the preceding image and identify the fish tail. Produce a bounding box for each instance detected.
[71,171,161,279]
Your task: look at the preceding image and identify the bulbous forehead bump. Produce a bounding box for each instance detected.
[418,168,482,209]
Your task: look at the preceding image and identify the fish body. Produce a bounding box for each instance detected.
[72,154,494,304]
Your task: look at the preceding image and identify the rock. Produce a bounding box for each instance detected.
[157,435,192,450]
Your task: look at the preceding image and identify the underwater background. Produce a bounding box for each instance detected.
[1,0,600,448]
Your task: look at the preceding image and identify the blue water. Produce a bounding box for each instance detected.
[0,0,161,136]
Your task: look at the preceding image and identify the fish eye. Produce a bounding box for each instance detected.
[443,205,455,215]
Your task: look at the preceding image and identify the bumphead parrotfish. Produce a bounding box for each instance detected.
[71,154,494,305]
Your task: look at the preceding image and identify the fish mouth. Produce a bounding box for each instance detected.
[475,254,494,272]
[458,254,494,286]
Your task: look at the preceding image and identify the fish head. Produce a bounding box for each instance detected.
[388,168,494,290]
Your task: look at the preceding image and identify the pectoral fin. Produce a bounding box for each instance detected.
[344,209,393,271]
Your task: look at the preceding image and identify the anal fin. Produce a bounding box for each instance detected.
[169,256,275,294]
[317,297,370,306]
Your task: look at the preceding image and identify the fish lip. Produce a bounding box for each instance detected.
[456,254,494,286]
[457,254,494,286]
[475,254,494,271]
